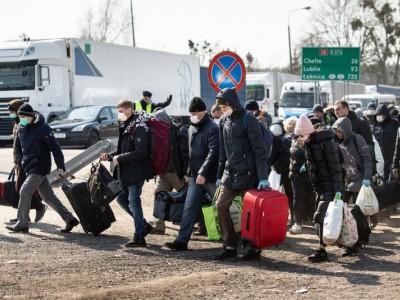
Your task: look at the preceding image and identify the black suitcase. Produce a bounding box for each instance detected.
[62,181,116,236]
[372,180,400,211]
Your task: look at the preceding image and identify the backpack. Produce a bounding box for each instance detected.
[337,143,359,181]
[87,161,121,206]
[132,116,172,176]
[222,112,273,158]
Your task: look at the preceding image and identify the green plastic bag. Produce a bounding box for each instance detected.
[202,187,221,240]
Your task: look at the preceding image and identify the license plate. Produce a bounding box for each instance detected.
[54,133,66,138]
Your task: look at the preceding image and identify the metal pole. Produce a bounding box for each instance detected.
[288,24,293,74]
[130,0,135,47]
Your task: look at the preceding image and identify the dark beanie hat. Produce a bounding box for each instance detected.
[312,104,324,113]
[8,99,24,112]
[143,91,152,97]
[189,97,206,112]
[244,100,259,111]
[367,102,376,110]
[18,103,35,117]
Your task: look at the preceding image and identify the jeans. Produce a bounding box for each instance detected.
[116,181,145,238]
[176,177,216,245]
[17,173,74,227]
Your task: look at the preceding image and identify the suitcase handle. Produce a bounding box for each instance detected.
[245,210,250,231]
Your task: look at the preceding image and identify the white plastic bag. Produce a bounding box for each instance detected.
[268,169,281,191]
[356,185,379,216]
[337,203,359,247]
[322,197,343,245]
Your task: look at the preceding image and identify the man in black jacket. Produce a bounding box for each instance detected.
[101,99,153,247]
[6,103,79,233]
[133,91,172,114]
[215,88,269,260]
[164,97,219,251]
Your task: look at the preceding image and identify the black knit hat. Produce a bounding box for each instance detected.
[367,102,376,110]
[189,97,206,112]
[312,104,323,113]
[244,100,259,111]
[18,103,35,117]
[143,91,152,97]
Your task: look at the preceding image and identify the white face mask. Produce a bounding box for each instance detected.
[190,115,200,124]
[367,109,376,116]
[118,112,128,122]
[213,118,220,125]
[376,115,385,123]
[223,108,233,117]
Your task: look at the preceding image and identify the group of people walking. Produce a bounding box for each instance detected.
[5,89,400,264]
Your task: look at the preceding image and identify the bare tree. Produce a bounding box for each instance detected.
[80,0,131,45]
[188,40,219,65]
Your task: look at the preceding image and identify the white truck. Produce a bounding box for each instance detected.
[0,38,201,141]
[279,80,366,118]
[246,71,300,117]
[343,94,396,110]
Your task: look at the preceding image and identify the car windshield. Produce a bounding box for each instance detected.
[59,106,100,121]
[280,93,315,108]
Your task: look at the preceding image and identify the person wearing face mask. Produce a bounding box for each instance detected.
[164,97,219,251]
[6,103,79,233]
[364,102,377,129]
[101,99,154,247]
[294,114,342,263]
[211,104,223,125]
[6,99,47,224]
[371,104,399,181]
[133,90,172,114]
[214,88,269,260]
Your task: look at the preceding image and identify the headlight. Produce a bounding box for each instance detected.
[71,125,86,132]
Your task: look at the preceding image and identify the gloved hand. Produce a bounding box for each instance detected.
[167,95,172,103]
[362,179,371,187]
[257,180,269,190]
[300,163,307,173]
[215,179,221,187]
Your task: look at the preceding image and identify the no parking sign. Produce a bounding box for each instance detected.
[207,51,246,92]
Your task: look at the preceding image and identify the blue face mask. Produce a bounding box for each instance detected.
[9,113,17,119]
[20,117,29,126]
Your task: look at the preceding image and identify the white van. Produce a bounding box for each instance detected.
[343,94,396,110]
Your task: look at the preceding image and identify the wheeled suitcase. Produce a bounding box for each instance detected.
[62,181,116,236]
[241,189,289,249]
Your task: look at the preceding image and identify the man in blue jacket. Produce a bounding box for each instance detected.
[6,103,79,233]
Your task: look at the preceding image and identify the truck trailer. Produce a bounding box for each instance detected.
[0,38,201,141]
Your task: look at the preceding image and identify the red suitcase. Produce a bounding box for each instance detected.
[241,189,289,249]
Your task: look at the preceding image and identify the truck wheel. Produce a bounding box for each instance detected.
[86,131,99,148]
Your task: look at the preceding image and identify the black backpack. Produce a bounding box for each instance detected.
[87,161,121,206]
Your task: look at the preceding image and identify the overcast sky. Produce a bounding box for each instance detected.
[0,0,315,68]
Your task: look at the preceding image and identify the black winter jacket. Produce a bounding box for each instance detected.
[15,113,65,175]
[372,104,399,161]
[392,127,400,169]
[304,125,342,201]
[170,125,189,179]
[112,113,153,188]
[217,88,268,189]
[269,135,290,180]
[289,139,308,178]
[187,113,219,183]
[347,110,374,149]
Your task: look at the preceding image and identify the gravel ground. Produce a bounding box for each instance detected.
[1,168,400,299]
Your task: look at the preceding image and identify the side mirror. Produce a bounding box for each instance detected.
[39,66,50,90]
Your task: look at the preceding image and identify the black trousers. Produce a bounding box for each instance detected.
[291,174,315,224]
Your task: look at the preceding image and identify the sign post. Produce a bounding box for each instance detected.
[208,51,246,92]
[301,47,360,81]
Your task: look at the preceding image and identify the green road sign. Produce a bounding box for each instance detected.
[301,47,360,81]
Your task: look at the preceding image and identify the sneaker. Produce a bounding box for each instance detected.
[308,248,328,263]
[289,223,303,234]
[342,245,359,257]
[164,240,188,251]
[125,237,147,248]
[214,247,237,260]
[34,205,48,223]
[239,249,261,260]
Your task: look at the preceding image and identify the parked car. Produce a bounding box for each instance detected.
[49,105,118,148]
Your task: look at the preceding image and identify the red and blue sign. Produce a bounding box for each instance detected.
[207,51,246,92]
